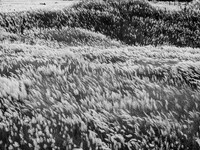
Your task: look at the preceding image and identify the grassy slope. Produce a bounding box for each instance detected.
[0,1,200,150]
[1,0,200,47]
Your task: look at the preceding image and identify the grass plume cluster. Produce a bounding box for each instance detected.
[0,43,200,149]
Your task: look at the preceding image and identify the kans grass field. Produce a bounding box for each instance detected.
[1,0,200,149]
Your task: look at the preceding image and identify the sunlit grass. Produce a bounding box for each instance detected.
[0,0,200,149]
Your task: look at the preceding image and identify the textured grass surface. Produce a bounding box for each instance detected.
[1,0,200,47]
[1,33,200,149]
[0,0,200,150]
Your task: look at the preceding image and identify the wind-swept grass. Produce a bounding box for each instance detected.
[0,0,200,149]
[1,0,200,47]
[0,42,200,149]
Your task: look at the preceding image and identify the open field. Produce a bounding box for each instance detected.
[149,1,187,11]
[0,0,191,12]
[0,0,200,150]
[0,0,78,12]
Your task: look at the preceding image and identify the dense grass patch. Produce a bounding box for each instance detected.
[1,0,200,47]
[0,27,122,48]
[0,43,200,149]
[38,27,121,47]
[1,0,200,150]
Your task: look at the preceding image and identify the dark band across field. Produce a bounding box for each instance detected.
[0,0,200,48]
